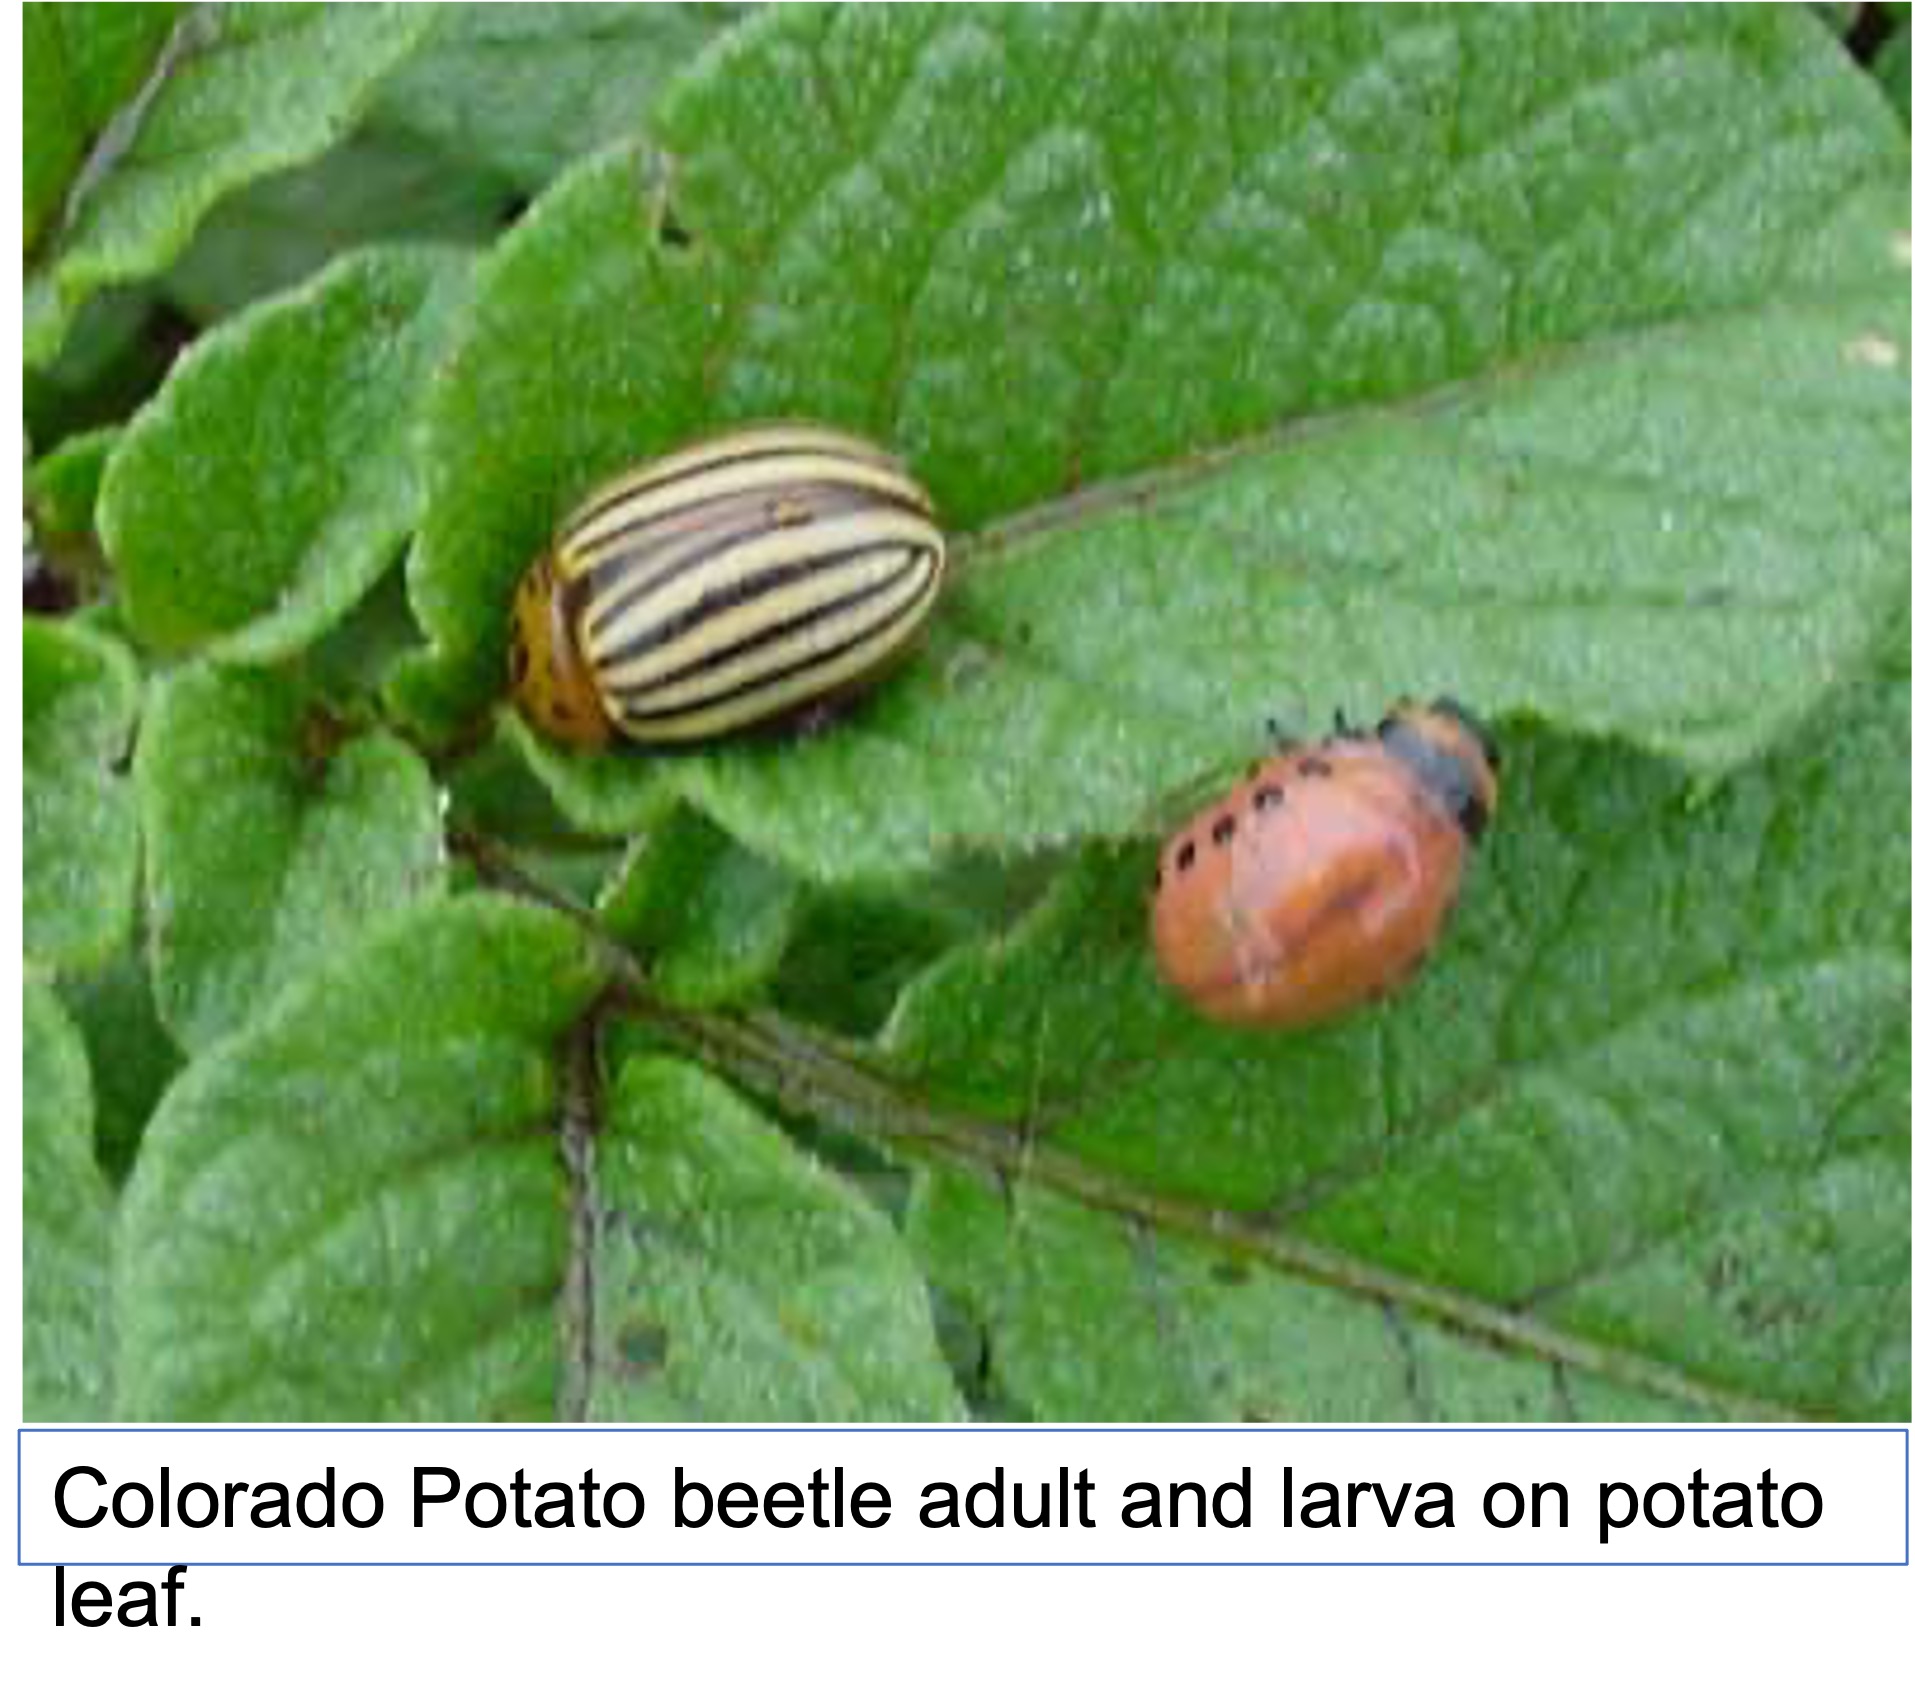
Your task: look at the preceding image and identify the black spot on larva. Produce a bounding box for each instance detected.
[1254,785,1284,811]
[1212,813,1237,846]
[1175,840,1197,872]
[1298,755,1334,778]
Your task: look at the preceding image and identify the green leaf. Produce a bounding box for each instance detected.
[25,3,440,366]
[28,424,121,611]
[408,5,1909,882]
[887,677,1910,1420]
[60,946,185,1186]
[372,3,751,193]
[910,1177,1702,1422]
[390,143,665,744]
[27,423,121,539]
[163,130,514,323]
[151,1,738,324]
[443,726,588,848]
[136,664,446,1053]
[499,713,676,835]
[100,244,471,659]
[1875,25,1912,124]
[598,807,800,1009]
[24,619,142,973]
[24,3,183,256]
[301,567,439,715]
[588,1057,964,1419]
[24,288,179,461]
[24,983,116,1421]
[114,895,606,1421]
[770,871,1029,1038]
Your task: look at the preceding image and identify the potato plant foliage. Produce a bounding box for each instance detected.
[22,5,1910,1422]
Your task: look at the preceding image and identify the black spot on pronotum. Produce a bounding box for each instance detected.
[1254,785,1284,811]
[657,208,696,249]
[1175,840,1197,872]
[1212,813,1237,846]
[1298,755,1333,778]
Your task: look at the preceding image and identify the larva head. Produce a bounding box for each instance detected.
[508,553,615,749]
[1377,697,1500,842]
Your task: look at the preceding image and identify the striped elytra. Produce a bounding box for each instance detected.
[508,423,947,748]
[1150,700,1500,1029]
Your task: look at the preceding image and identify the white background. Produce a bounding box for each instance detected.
[14,1425,1906,1565]
[0,1430,1911,1694]
[3,1425,1910,1693]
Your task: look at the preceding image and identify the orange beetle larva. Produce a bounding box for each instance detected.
[1150,699,1499,1029]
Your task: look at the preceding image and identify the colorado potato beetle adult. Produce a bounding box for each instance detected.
[1150,699,1499,1029]
[508,423,947,748]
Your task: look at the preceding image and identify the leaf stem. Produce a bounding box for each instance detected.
[452,828,1810,1423]
[555,1008,608,1422]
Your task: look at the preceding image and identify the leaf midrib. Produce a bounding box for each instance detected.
[947,238,1904,580]
[601,968,1824,1420]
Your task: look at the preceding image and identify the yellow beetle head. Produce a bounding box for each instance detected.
[508,553,615,749]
